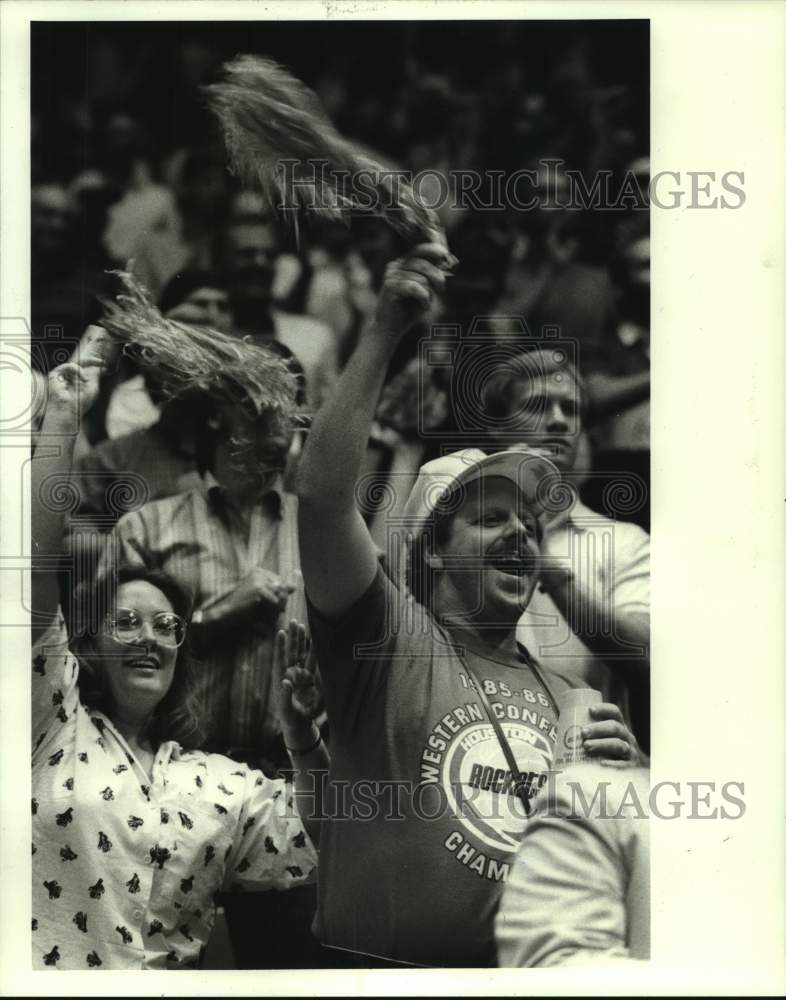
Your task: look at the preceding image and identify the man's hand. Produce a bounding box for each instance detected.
[189,570,295,652]
[582,703,641,765]
[274,620,323,733]
[215,568,294,626]
[373,240,456,339]
[274,620,328,843]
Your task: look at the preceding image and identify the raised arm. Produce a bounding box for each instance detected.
[273,620,329,844]
[32,331,111,642]
[585,370,650,423]
[295,240,452,618]
[539,525,650,678]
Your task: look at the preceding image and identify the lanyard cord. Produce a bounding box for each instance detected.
[457,641,563,820]
[515,643,562,719]
[461,656,532,815]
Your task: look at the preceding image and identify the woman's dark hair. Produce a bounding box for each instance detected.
[70,563,206,750]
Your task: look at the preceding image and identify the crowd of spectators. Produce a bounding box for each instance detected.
[30,19,651,972]
[32,22,649,434]
[32,22,650,529]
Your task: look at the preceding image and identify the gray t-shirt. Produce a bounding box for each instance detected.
[308,568,576,967]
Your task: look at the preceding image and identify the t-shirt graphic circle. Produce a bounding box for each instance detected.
[442,722,552,852]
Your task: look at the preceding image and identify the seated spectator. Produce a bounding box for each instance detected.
[581,230,650,531]
[221,195,340,409]
[300,226,357,366]
[158,268,235,332]
[439,213,516,332]
[100,114,186,301]
[496,764,650,967]
[31,184,105,376]
[483,348,650,750]
[493,202,618,354]
[69,271,235,541]
[72,270,306,529]
[166,145,233,272]
[101,267,235,442]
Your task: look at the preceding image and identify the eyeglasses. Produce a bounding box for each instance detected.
[104,608,187,649]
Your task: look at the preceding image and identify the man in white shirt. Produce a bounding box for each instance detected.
[483,348,650,749]
[221,196,340,410]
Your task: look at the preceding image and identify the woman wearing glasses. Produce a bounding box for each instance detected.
[31,342,326,970]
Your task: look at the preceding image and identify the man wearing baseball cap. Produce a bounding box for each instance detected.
[296,238,637,968]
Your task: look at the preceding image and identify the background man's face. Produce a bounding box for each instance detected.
[620,235,650,328]
[226,222,279,308]
[624,236,651,289]
[164,286,234,333]
[32,185,75,262]
[488,372,582,473]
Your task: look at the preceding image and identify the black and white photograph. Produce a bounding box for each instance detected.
[1,0,784,994]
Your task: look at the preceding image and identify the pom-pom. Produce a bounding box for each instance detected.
[205,55,441,244]
[100,269,297,422]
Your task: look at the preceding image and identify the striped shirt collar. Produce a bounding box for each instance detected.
[199,470,285,519]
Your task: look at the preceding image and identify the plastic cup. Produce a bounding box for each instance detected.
[554,688,602,767]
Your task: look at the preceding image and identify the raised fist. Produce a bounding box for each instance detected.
[374,238,457,338]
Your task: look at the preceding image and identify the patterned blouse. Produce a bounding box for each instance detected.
[31,611,317,971]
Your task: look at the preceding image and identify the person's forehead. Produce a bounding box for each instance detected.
[228,222,278,249]
[458,475,535,512]
[627,237,650,263]
[33,186,72,213]
[185,286,229,304]
[510,370,578,403]
[117,579,173,612]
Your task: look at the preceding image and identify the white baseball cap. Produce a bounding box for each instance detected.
[400,447,565,545]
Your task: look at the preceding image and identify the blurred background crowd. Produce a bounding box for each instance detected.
[31,20,650,532]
